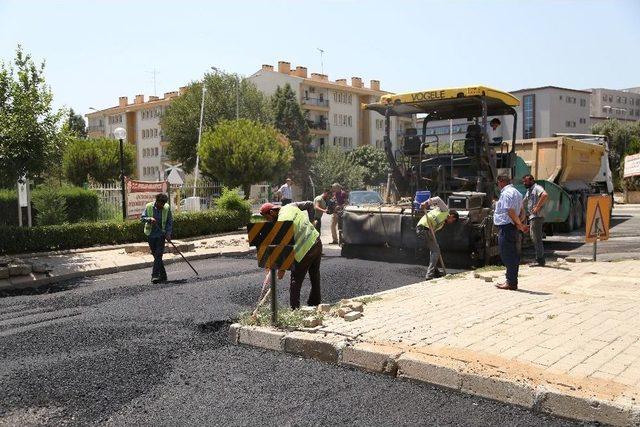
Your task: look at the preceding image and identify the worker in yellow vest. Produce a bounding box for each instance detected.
[417,197,458,280]
[141,193,173,283]
[260,202,322,309]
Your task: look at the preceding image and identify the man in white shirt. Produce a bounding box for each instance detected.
[277,178,293,205]
[493,175,529,290]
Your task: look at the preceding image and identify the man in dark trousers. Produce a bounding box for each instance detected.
[494,176,528,290]
[260,202,322,309]
[141,193,173,283]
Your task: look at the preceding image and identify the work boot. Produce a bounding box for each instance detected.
[151,277,160,284]
[495,282,517,291]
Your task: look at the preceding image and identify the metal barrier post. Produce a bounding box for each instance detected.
[270,268,277,325]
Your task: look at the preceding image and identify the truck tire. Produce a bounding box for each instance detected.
[561,204,575,232]
[574,200,583,230]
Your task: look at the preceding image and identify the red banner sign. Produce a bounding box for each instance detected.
[126,179,168,219]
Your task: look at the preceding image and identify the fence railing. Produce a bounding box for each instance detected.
[88,181,224,211]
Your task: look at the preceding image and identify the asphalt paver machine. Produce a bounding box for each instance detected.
[341,86,520,267]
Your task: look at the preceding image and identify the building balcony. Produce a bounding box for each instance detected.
[87,125,105,133]
[301,97,330,110]
[308,121,330,134]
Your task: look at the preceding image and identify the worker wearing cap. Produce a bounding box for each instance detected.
[416,197,459,280]
[141,193,173,284]
[260,202,322,309]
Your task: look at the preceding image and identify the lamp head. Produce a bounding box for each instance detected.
[114,127,127,140]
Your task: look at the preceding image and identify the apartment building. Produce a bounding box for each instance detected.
[248,61,412,152]
[86,89,186,180]
[590,88,640,125]
[498,86,591,140]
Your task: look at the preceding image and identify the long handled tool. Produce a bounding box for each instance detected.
[165,235,199,276]
[428,225,447,276]
[152,221,199,276]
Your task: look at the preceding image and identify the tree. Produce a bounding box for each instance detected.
[161,71,271,172]
[0,45,63,187]
[592,119,640,189]
[271,84,312,196]
[67,108,87,138]
[62,137,135,186]
[198,119,293,196]
[310,148,366,192]
[349,145,389,186]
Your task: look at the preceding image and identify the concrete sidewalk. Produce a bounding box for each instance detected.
[232,259,640,425]
[0,232,254,291]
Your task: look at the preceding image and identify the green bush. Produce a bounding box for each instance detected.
[0,189,19,226]
[0,186,98,226]
[216,187,251,212]
[0,206,251,255]
[32,191,68,226]
[98,200,122,221]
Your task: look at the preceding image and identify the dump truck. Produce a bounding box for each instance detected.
[341,86,521,268]
[510,135,613,232]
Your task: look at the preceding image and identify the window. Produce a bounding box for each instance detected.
[580,98,586,107]
[333,114,337,125]
[523,94,535,138]
[349,137,353,148]
[617,96,622,103]
[609,96,613,102]
[333,137,337,146]
[154,128,158,137]
[333,93,337,102]
[559,95,563,100]
[348,94,352,104]
[602,95,607,101]
[348,116,352,127]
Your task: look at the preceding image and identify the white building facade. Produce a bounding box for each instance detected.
[248,61,411,152]
[86,90,184,180]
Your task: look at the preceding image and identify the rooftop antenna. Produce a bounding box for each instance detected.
[147,68,159,96]
[317,48,325,75]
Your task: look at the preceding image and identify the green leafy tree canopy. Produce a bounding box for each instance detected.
[592,119,640,190]
[271,83,311,195]
[310,148,365,192]
[161,71,271,172]
[349,145,389,186]
[62,137,135,186]
[67,108,87,138]
[198,119,293,196]
[0,45,64,187]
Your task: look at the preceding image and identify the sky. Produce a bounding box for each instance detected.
[1,0,639,116]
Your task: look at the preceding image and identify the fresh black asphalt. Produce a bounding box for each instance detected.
[0,254,593,426]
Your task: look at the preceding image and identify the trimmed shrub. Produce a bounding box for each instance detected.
[0,189,19,226]
[0,186,99,226]
[32,191,68,226]
[216,187,251,212]
[0,206,251,255]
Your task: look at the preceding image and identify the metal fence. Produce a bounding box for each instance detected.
[88,182,122,207]
[88,181,224,211]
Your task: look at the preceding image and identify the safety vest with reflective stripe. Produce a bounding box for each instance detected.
[144,202,170,236]
[417,208,449,232]
[278,204,319,262]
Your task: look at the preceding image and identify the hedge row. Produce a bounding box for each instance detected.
[0,187,99,226]
[0,207,251,255]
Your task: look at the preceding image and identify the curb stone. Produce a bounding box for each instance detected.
[229,325,639,425]
[341,342,403,375]
[283,331,346,363]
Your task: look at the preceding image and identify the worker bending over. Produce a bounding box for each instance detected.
[416,196,458,280]
[260,202,322,309]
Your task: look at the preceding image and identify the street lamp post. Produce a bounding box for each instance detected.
[114,127,127,221]
[192,83,206,197]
